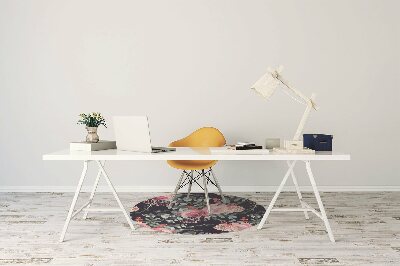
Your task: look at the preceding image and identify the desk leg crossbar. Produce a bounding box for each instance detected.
[257,160,335,242]
[59,160,135,242]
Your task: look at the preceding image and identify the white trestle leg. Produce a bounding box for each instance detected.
[257,160,335,242]
[95,161,135,231]
[287,161,309,220]
[60,161,88,242]
[60,160,136,242]
[83,161,105,220]
[257,161,296,229]
[305,161,335,242]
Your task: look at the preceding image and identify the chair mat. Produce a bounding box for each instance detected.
[130,193,265,234]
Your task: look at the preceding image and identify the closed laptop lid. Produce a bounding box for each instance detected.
[113,116,152,152]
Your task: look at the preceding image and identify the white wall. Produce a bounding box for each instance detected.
[1,0,399,190]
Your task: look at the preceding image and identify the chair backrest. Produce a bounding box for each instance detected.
[169,127,226,148]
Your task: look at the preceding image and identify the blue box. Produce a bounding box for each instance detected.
[303,134,333,151]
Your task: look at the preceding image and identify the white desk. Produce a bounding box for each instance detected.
[43,148,350,242]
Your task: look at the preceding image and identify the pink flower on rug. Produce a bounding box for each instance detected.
[180,204,244,218]
[180,208,209,218]
[134,217,143,223]
[212,198,222,204]
[153,224,175,233]
[214,222,252,232]
[153,195,172,201]
[240,216,249,223]
[131,206,139,212]
[135,221,151,229]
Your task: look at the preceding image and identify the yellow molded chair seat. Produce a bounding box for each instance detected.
[167,127,226,170]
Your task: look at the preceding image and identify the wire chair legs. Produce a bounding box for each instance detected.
[187,170,193,199]
[169,168,225,213]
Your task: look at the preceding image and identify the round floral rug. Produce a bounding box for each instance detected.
[130,193,265,234]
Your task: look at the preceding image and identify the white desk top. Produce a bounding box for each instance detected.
[43,148,350,161]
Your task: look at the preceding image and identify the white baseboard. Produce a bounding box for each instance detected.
[1,186,399,193]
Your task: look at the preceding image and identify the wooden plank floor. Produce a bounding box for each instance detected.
[0,192,399,265]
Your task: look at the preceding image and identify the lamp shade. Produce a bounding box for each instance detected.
[251,66,313,108]
[250,66,283,99]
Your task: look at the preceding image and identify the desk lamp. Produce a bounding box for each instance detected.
[251,66,317,153]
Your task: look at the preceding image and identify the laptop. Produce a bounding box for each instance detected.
[113,116,175,153]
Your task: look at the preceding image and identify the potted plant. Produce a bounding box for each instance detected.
[77,112,107,143]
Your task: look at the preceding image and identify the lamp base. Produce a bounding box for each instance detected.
[272,147,315,154]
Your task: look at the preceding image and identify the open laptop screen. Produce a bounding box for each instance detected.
[113,116,153,152]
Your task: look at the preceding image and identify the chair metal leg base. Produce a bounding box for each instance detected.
[170,168,225,214]
[257,160,335,243]
[202,170,211,214]
[169,171,186,208]
[59,160,135,243]
[187,170,193,199]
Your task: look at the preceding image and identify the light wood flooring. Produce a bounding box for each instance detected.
[0,192,399,265]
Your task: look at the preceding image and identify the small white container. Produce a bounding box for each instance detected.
[265,138,281,149]
[284,140,304,150]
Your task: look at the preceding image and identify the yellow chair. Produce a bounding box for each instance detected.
[167,127,226,213]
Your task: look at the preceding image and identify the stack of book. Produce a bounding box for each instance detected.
[235,142,263,150]
[70,140,117,151]
[210,146,269,154]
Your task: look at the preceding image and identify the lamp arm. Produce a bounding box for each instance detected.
[293,93,316,141]
[276,76,310,105]
[268,68,318,141]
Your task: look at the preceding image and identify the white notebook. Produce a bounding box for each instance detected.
[70,140,117,151]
